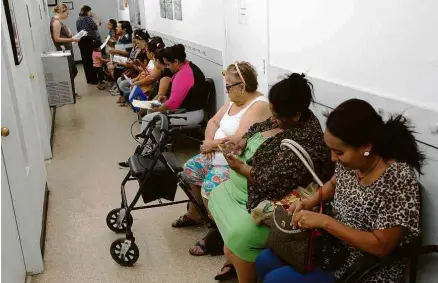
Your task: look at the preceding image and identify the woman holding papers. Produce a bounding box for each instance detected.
[50,3,81,99]
[76,5,100,85]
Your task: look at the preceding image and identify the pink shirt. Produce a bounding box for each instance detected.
[165,61,194,110]
[92,51,103,67]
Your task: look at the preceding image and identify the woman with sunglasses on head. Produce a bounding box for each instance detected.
[208,74,334,283]
[256,99,423,283]
[172,62,271,259]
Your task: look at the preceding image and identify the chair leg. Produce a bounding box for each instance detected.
[409,256,418,283]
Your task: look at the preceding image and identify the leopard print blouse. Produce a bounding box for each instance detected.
[329,162,421,282]
[244,111,334,211]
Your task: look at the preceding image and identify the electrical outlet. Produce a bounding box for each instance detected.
[429,123,438,135]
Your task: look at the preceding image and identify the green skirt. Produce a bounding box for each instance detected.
[209,133,269,262]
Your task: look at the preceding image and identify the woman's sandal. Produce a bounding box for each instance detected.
[171,214,204,228]
[214,264,237,281]
[188,241,208,256]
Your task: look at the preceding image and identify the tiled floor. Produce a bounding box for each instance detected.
[32,68,233,283]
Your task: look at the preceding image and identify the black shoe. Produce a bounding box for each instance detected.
[118,161,129,169]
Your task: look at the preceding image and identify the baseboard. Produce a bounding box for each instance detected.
[40,184,50,258]
[50,107,56,151]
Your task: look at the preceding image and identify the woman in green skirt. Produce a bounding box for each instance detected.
[209,74,334,283]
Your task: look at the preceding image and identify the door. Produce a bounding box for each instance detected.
[1,15,44,272]
[1,154,27,283]
[21,0,53,160]
[223,0,269,95]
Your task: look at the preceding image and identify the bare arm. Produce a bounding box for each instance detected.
[302,175,337,210]
[204,100,230,141]
[157,77,171,97]
[134,67,160,86]
[52,20,78,43]
[324,218,404,257]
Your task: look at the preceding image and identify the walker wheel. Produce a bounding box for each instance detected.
[110,238,139,266]
[106,208,133,233]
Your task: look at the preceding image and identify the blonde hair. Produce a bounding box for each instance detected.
[53,3,68,14]
[225,61,258,92]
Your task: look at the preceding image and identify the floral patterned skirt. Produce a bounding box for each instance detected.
[183,153,230,199]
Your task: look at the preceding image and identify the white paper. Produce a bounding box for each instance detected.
[131,100,162,109]
[123,74,132,85]
[113,55,128,64]
[73,30,88,40]
[100,35,111,50]
[238,0,248,25]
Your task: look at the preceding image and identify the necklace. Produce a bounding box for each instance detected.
[356,158,381,182]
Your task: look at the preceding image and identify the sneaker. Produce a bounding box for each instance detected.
[118,161,129,169]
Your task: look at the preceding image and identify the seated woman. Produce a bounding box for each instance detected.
[172,62,272,256]
[173,62,271,227]
[208,74,334,283]
[139,44,208,131]
[118,36,165,107]
[107,19,117,42]
[256,99,423,283]
[106,21,133,81]
[115,31,152,103]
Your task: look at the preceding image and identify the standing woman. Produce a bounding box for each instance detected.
[76,5,100,85]
[50,3,81,99]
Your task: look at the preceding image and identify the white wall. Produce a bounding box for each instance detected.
[269,0,438,111]
[143,0,225,51]
[118,0,131,21]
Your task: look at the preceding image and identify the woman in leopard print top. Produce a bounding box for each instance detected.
[256,99,424,283]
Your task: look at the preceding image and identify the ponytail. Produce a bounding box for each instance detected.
[378,115,425,173]
[147,37,165,53]
[326,99,425,173]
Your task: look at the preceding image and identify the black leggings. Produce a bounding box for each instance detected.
[78,37,98,84]
[94,67,106,83]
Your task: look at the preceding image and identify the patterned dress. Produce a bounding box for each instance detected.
[209,111,334,262]
[324,162,421,282]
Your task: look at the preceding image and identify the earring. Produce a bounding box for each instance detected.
[364,152,370,157]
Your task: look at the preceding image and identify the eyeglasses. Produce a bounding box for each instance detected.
[225,82,243,93]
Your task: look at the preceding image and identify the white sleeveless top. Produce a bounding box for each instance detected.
[212,96,269,165]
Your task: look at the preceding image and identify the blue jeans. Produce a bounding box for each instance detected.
[256,249,336,283]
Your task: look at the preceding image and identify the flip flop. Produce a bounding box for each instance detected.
[189,241,208,256]
[214,264,237,281]
[171,214,204,228]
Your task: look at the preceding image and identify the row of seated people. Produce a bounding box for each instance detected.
[105,24,422,283]
[94,23,207,134]
[163,68,422,283]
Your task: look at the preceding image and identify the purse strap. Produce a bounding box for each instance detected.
[280,139,324,187]
[280,139,325,272]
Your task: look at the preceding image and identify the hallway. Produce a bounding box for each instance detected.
[33,69,227,283]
